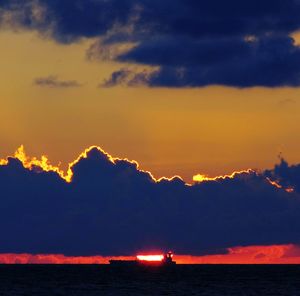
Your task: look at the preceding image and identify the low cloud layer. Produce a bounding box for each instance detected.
[3,245,300,264]
[0,146,300,256]
[1,1,300,87]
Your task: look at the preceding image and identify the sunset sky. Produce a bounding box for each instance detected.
[1,18,300,182]
[1,0,300,263]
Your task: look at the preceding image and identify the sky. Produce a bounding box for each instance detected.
[1,0,300,263]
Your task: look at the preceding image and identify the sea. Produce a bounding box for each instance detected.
[0,265,300,295]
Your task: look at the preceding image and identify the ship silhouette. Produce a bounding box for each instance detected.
[109,251,176,266]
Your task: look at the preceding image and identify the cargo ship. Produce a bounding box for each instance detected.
[109,251,176,266]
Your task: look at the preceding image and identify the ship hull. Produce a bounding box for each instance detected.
[109,260,176,267]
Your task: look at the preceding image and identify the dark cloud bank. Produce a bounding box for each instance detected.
[1,147,300,256]
[2,0,300,87]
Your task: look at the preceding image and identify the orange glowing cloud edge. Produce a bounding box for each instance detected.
[192,170,294,193]
[2,244,300,264]
[0,145,294,192]
[193,170,255,182]
[0,145,183,184]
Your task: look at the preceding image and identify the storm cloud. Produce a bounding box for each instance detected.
[1,146,300,256]
[1,0,300,87]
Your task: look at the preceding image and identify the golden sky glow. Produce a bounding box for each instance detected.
[1,30,300,182]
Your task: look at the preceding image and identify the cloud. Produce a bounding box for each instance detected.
[100,68,133,88]
[2,0,300,87]
[0,253,130,264]
[100,68,151,88]
[113,35,300,88]
[1,146,300,256]
[3,245,300,263]
[34,76,82,88]
[264,157,300,193]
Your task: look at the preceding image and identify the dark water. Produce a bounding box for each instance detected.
[0,265,300,296]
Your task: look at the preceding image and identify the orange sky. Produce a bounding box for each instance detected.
[0,30,300,182]
[1,22,300,265]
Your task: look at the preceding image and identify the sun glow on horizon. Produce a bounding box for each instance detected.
[136,255,164,262]
[2,244,300,264]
